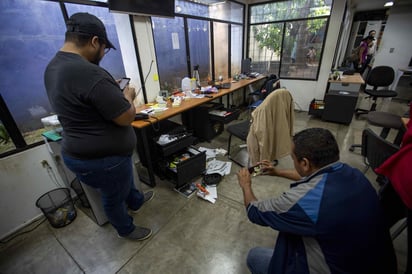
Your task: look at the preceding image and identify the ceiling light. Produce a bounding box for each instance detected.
[384,1,394,7]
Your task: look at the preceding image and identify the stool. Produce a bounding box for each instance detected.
[226,120,250,166]
[349,111,405,152]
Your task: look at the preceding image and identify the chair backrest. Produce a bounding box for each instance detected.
[361,128,399,171]
[366,66,395,89]
[260,75,280,100]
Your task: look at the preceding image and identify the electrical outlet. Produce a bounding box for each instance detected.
[41,160,49,168]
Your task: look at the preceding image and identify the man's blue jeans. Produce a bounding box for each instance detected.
[63,153,144,236]
[247,247,273,274]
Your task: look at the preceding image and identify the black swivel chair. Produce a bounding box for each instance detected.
[361,128,400,175]
[355,66,398,117]
[249,75,280,109]
[226,120,250,167]
[349,111,406,152]
[362,130,410,273]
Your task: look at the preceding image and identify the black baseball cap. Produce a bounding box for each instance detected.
[66,12,116,50]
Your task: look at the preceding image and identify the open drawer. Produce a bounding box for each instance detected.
[164,146,206,188]
[208,107,241,123]
[155,133,196,158]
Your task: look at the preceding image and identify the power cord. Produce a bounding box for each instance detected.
[43,160,65,188]
[0,217,47,244]
[136,60,154,96]
[143,115,160,132]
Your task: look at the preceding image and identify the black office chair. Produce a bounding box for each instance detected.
[349,111,406,152]
[363,127,410,272]
[361,128,399,178]
[249,75,280,109]
[355,66,398,117]
[226,120,250,167]
[378,180,411,274]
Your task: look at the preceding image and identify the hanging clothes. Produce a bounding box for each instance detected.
[247,88,294,166]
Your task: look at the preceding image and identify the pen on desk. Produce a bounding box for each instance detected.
[196,183,209,195]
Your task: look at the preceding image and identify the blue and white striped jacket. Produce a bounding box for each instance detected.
[247,162,397,274]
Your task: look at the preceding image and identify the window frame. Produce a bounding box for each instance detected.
[246,1,332,81]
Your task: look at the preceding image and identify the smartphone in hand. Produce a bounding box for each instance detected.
[248,164,262,176]
[119,77,130,91]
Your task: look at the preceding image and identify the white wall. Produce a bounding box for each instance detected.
[113,13,144,105]
[113,13,161,106]
[373,4,412,70]
[133,16,161,104]
[0,145,65,239]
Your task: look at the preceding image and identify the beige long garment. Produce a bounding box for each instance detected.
[247,88,294,165]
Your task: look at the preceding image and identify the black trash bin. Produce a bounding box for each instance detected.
[35,188,76,228]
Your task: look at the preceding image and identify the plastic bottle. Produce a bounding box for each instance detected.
[181,77,191,92]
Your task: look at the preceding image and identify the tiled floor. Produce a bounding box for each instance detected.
[0,94,409,274]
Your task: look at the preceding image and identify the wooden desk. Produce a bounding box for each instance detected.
[391,67,412,91]
[132,76,265,186]
[327,73,365,92]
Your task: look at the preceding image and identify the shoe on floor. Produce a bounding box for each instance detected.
[118,226,152,241]
[130,191,154,213]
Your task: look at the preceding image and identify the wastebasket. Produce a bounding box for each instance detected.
[35,188,76,228]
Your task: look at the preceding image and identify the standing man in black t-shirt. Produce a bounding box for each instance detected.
[44,12,154,240]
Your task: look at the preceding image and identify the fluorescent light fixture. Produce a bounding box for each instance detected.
[384,1,394,7]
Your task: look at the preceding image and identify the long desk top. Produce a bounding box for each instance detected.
[131,76,265,129]
[328,73,365,85]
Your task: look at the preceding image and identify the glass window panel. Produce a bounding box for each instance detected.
[176,0,244,23]
[213,22,229,80]
[248,1,330,80]
[280,18,327,79]
[65,4,125,80]
[250,0,331,24]
[0,0,64,147]
[0,0,126,154]
[188,19,211,84]
[152,17,188,92]
[248,23,284,75]
[231,24,243,76]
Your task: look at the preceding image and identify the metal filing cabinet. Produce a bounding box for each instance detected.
[322,90,359,124]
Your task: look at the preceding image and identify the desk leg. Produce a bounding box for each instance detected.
[136,127,156,187]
